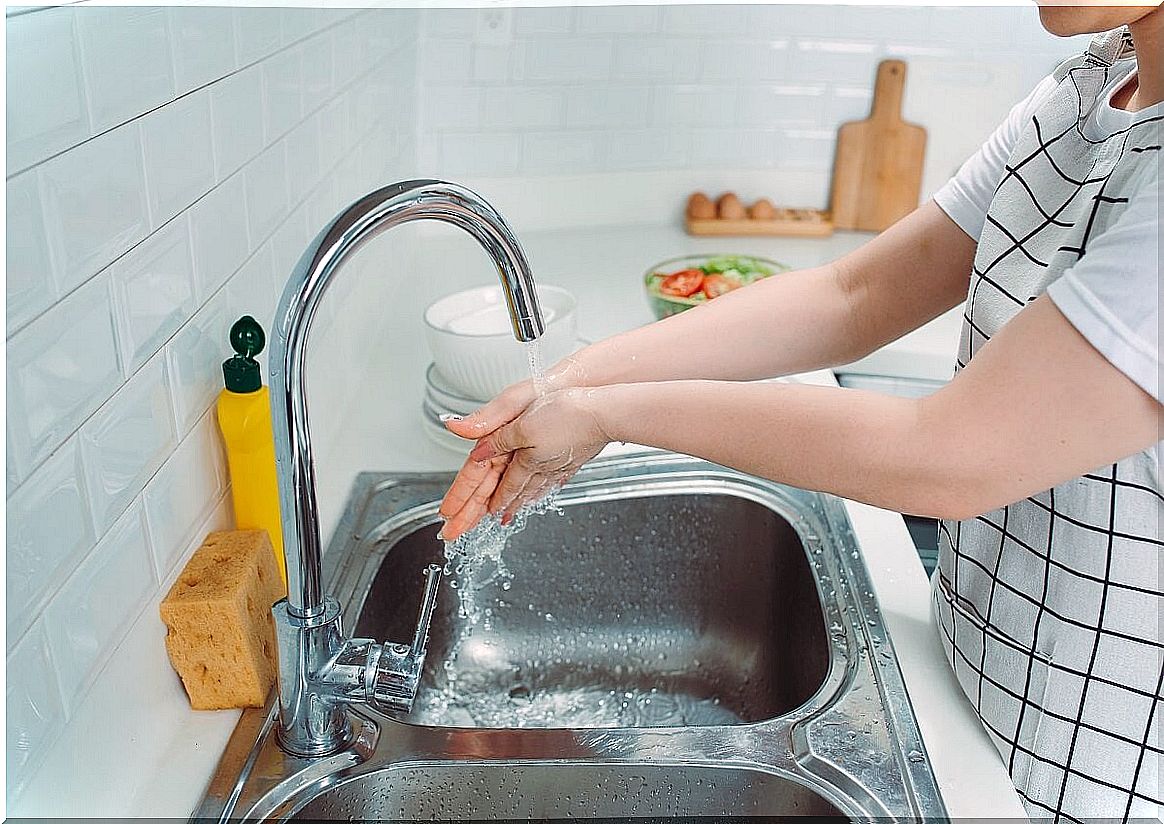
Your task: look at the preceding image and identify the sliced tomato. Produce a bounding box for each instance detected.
[703,274,742,299]
[658,269,705,297]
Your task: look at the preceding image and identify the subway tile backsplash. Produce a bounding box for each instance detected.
[6,4,1083,813]
[415,4,1082,178]
[6,6,417,810]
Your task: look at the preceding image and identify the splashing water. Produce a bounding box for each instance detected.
[439,336,558,682]
[414,682,740,728]
[440,489,563,685]
[442,491,562,631]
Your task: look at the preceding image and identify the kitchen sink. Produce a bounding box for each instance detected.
[289,763,847,819]
[351,492,828,728]
[195,451,945,821]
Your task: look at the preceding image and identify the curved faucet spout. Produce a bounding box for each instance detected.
[269,180,543,619]
[268,180,545,756]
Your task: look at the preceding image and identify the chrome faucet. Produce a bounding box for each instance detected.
[268,180,545,756]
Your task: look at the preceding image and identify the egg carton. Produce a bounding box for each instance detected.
[684,192,834,238]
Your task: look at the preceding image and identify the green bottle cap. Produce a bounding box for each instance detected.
[222,315,265,393]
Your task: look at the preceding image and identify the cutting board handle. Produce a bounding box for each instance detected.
[870,59,907,122]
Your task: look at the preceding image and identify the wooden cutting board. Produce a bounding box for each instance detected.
[829,59,926,232]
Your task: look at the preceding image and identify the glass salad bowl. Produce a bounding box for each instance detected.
[643,254,789,320]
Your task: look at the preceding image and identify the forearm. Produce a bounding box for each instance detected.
[561,202,974,389]
[588,380,949,515]
[566,264,865,386]
[585,295,1164,520]
[446,294,1163,538]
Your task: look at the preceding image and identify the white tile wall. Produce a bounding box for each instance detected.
[210,66,265,179]
[6,439,94,642]
[5,7,89,173]
[167,6,237,96]
[165,288,231,438]
[76,6,174,133]
[44,500,158,707]
[142,412,226,581]
[5,623,67,802]
[110,216,198,372]
[244,141,290,244]
[416,4,1083,179]
[141,90,215,226]
[7,272,123,478]
[38,122,149,297]
[233,6,283,67]
[189,171,252,301]
[78,353,177,534]
[5,7,420,813]
[5,171,56,330]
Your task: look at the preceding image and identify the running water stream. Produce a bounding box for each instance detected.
[437,339,562,696]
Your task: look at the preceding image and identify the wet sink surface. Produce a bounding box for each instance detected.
[198,454,945,823]
[290,763,848,820]
[354,493,829,728]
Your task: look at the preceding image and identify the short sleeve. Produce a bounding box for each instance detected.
[1046,167,1161,402]
[933,75,1059,241]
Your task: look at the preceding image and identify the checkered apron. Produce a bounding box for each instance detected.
[932,29,1162,822]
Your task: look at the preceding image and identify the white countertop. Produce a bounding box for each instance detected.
[136,221,1021,819]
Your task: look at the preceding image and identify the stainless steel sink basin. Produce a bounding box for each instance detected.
[290,763,846,819]
[195,452,946,822]
[347,492,829,728]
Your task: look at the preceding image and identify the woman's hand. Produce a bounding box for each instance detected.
[438,387,612,540]
[442,353,592,443]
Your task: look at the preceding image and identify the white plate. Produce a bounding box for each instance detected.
[425,363,481,416]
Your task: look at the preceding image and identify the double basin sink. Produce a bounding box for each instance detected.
[195,451,944,821]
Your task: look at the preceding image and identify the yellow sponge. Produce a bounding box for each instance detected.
[159,530,286,710]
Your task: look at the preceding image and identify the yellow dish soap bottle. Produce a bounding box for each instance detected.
[217,315,287,590]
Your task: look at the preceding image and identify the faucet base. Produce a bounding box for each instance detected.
[272,598,354,757]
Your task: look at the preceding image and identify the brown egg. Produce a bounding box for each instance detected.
[687,192,715,220]
[749,198,777,220]
[717,192,746,220]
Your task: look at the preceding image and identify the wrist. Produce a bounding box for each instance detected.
[544,350,594,392]
[563,384,619,444]
[566,384,622,445]
[547,336,633,391]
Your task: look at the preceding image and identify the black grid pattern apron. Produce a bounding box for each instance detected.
[932,30,1163,822]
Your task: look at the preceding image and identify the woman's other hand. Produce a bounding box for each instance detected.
[442,352,591,443]
[438,387,612,540]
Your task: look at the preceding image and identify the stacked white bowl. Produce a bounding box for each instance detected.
[423,284,578,403]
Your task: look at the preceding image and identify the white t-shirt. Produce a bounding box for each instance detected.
[930,30,1161,823]
[935,68,1161,404]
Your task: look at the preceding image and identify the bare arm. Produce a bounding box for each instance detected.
[449,202,975,445]
[442,295,1160,536]
[566,201,975,385]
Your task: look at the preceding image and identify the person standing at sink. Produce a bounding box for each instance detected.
[439,5,1161,823]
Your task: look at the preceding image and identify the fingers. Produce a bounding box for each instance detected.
[469,417,529,462]
[488,455,540,521]
[499,474,556,525]
[440,455,509,541]
[438,455,496,519]
[443,381,535,440]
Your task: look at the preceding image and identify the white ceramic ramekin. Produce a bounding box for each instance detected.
[423,284,577,402]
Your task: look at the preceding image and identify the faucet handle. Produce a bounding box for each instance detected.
[368,564,443,713]
[412,564,443,655]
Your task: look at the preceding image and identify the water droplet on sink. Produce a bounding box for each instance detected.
[908,749,926,763]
